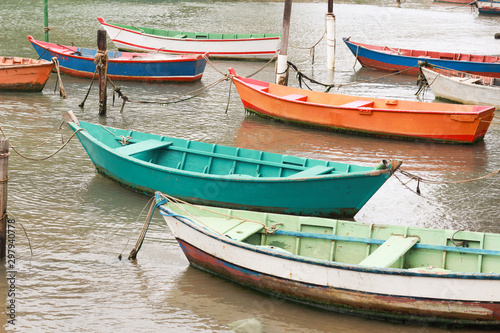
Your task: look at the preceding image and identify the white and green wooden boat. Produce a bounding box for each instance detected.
[64,111,400,218]
[156,192,500,327]
[98,17,281,59]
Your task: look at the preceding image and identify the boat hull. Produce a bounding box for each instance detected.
[0,57,53,92]
[421,66,500,110]
[67,119,393,218]
[478,0,500,14]
[160,206,500,328]
[230,71,495,144]
[28,36,207,82]
[343,38,500,78]
[98,17,280,60]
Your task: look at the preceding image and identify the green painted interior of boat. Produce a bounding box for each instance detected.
[82,121,380,178]
[112,22,281,39]
[165,201,500,274]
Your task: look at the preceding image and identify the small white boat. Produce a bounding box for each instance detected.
[97,17,280,60]
[420,65,500,110]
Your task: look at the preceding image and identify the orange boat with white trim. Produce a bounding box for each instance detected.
[0,56,53,92]
[229,68,495,144]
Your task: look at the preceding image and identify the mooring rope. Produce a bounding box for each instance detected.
[1,128,86,161]
[286,61,335,92]
[395,167,500,196]
[338,64,421,90]
[247,53,278,78]
[0,119,65,148]
[158,192,281,234]
[289,30,326,64]
[6,211,33,256]
[51,57,68,99]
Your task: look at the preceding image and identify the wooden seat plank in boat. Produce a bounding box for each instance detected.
[358,235,420,268]
[224,221,264,241]
[340,100,375,108]
[289,165,336,178]
[115,139,173,155]
[282,94,308,102]
[202,216,264,241]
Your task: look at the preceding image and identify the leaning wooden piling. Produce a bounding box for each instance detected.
[97,30,108,116]
[0,138,9,259]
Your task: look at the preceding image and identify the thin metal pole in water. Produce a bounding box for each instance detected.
[326,0,335,70]
[97,30,108,116]
[44,0,49,42]
[0,138,9,259]
[276,0,292,86]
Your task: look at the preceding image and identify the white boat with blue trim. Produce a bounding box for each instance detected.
[155,192,500,328]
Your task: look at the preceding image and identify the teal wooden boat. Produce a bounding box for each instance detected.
[156,192,500,327]
[64,111,400,218]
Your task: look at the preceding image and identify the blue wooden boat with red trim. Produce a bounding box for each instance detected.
[343,37,500,77]
[28,36,207,82]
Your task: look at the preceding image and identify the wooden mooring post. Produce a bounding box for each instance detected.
[44,0,49,42]
[0,138,9,259]
[276,0,292,86]
[97,30,108,116]
[326,0,335,70]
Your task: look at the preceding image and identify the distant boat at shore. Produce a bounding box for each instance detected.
[0,56,53,92]
[420,64,500,110]
[343,37,500,78]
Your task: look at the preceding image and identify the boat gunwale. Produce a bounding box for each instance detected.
[158,202,500,281]
[232,74,496,116]
[28,36,207,64]
[421,66,500,90]
[343,38,500,66]
[69,121,391,182]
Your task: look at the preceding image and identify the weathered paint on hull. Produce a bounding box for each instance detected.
[0,57,53,92]
[344,38,500,78]
[181,240,500,327]
[421,66,500,110]
[478,0,500,14]
[168,224,500,328]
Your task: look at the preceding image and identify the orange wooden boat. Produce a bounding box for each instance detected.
[229,69,495,144]
[0,57,53,92]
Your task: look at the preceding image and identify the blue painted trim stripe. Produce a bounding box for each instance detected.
[157,204,500,280]
[273,230,500,256]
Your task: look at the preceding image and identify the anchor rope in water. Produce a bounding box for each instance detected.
[0,118,65,148]
[338,64,421,90]
[51,57,68,99]
[286,61,335,92]
[6,212,33,257]
[0,125,86,161]
[395,167,500,196]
